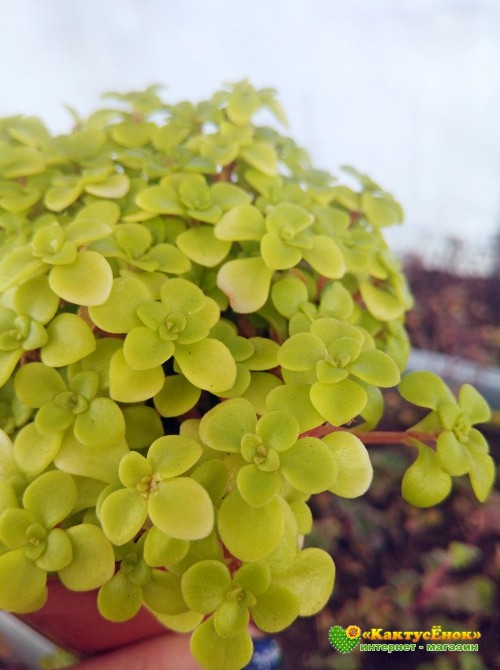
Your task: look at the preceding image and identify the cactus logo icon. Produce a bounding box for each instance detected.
[329,625,361,653]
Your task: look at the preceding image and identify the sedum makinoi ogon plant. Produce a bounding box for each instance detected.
[0,81,495,670]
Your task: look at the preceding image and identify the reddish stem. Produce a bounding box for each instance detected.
[303,424,437,447]
[212,161,235,183]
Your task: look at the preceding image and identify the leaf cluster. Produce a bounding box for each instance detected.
[399,371,494,507]
[0,81,494,670]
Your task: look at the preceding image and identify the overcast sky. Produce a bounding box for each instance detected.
[1,0,499,269]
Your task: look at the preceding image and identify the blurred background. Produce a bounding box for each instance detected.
[0,1,498,669]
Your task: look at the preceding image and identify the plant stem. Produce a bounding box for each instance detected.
[212,161,235,182]
[303,424,437,447]
[356,430,435,446]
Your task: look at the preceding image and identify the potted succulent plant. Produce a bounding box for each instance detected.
[0,81,495,670]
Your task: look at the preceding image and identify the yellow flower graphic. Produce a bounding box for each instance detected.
[346,625,361,639]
